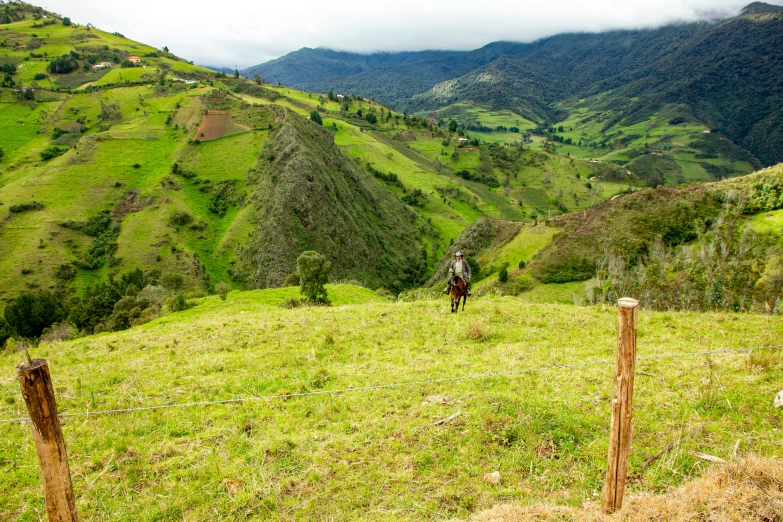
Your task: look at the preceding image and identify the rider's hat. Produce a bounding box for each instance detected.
[455,251,464,257]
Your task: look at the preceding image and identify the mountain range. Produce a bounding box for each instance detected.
[243,2,783,165]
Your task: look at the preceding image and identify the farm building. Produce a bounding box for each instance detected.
[92,61,112,70]
[127,56,141,63]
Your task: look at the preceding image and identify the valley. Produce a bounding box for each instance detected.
[1,1,782,520]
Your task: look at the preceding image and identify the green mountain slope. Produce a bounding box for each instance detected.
[241,43,519,108]
[410,8,783,165]
[431,164,783,312]
[229,100,428,292]
[2,1,780,322]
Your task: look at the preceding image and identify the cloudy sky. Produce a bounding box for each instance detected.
[38,0,773,68]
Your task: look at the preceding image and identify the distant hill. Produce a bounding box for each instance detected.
[241,43,519,105]
[244,3,783,165]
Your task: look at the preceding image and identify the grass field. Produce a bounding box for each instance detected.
[1,288,781,520]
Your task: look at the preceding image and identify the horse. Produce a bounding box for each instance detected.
[449,276,467,313]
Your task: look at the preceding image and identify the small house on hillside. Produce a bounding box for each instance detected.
[127,56,141,63]
[92,61,112,70]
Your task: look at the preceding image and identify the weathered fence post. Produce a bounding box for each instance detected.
[17,358,78,522]
[602,297,639,514]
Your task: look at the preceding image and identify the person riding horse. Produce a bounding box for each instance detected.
[443,251,472,296]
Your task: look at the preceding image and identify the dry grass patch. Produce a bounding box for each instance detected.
[463,456,783,522]
[465,318,491,342]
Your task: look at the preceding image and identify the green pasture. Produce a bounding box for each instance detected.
[1,292,781,520]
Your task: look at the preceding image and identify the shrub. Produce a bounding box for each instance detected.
[4,290,67,339]
[169,294,189,312]
[498,264,509,283]
[62,16,72,26]
[10,201,43,213]
[283,270,300,287]
[280,297,304,309]
[54,263,77,282]
[309,110,322,125]
[215,281,229,301]
[0,317,11,348]
[161,273,184,292]
[518,260,527,269]
[297,250,331,303]
[99,100,121,121]
[33,72,47,81]
[467,258,481,280]
[169,211,193,226]
[40,322,78,344]
[40,146,68,160]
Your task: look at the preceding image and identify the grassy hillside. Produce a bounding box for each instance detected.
[430,164,783,313]
[2,2,780,343]
[1,287,781,520]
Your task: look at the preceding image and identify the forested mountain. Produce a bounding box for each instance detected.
[245,2,783,164]
[241,43,520,105]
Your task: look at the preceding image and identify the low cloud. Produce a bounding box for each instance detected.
[39,0,771,68]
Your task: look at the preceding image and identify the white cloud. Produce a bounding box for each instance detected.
[38,0,772,67]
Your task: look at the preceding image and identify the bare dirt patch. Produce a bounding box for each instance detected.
[395,130,417,142]
[111,189,153,219]
[194,110,250,141]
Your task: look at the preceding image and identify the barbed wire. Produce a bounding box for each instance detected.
[0,345,779,425]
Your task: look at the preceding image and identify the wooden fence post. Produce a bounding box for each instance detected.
[602,297,639,514]
[17,358,78,522]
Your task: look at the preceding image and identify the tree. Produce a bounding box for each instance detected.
[0,316,10,348]
[47,53,79,74]
[62,16,71,26]
[309,110,322,125]
[449,119,458,132]
[0,147,4,163]
[498,264,509,283]
[365,112,377,124]
[163,46,169,53]
[161,273,184,292]
[99,100,121,121]
[297,251,331,303]
[215,281,229,301]
[234,67,239,79]
[327,88,334,101]
[4,290,67,339]
[253,73,265,85]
